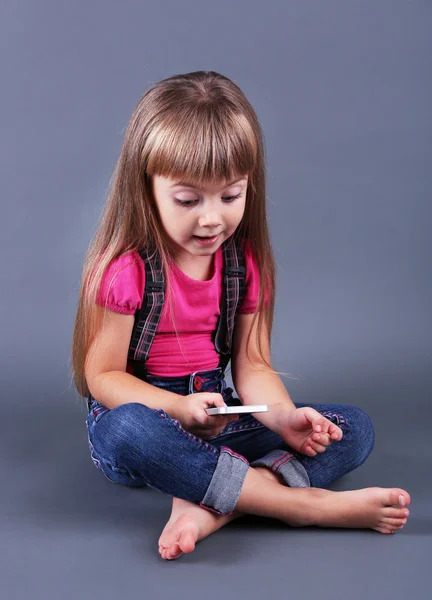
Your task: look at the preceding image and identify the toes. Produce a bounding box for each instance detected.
[160,544,182,561]
[166,543,182,560]
[159,523,180,551]
[382,517,407,528]
[389,489,410,507]
[383,506,410,519]
[159,534,176,559]
[179,530,196,554]
[158,529,173,549]
[375,527,394,534]
[158,514,200,560]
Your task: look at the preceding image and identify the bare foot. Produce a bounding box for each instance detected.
[158,474,410,560]
[158,467,279,560]
[280,487,410,534]
[158,498,244,560]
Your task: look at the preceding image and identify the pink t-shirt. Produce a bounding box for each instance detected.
[95,239,269,376]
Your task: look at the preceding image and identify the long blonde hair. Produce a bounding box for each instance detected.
[71,70,286,400]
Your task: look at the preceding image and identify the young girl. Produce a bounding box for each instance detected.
[71,70,410,561]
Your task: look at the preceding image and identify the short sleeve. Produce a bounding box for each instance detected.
[95,251,145,315]
[237,239,270,314]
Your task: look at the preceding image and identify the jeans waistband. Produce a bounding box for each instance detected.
[146,366,226,396]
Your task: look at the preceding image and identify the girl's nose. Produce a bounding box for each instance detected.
[199,212,222,227]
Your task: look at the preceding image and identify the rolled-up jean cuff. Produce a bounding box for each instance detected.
[250,449,310,488]
[199,446,249,516]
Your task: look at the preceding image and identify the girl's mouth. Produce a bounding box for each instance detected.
[192,233,220,246]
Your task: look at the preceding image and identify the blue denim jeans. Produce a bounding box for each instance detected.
[85,367,375,516]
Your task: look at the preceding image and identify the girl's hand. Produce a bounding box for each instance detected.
[176,392,239,440]
[278,406,343,456]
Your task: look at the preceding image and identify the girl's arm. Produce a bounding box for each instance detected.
[231,313,296,434]
[85,307,181,419]
[90,370,182,418]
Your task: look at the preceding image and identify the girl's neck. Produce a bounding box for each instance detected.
[173,252,216,282]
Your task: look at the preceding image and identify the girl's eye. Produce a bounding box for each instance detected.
[222,193,242,202]
[175,193,242,207]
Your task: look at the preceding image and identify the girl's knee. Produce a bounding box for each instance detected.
[348,406,375,467]
[89,402,163,485]
[91,401,164,460]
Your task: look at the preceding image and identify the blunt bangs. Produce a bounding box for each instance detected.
[145,107,257,187]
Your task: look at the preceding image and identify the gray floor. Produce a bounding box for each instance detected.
[2,370,430,600]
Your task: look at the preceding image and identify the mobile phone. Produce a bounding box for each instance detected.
[205,404,268,415]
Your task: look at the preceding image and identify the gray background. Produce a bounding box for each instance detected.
[1,0,430,598]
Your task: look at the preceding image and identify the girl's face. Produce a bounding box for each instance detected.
[151,173,248,263]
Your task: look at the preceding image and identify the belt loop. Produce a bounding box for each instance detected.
[189,370,199,394]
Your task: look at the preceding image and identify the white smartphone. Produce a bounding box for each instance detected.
[205,404,268,415]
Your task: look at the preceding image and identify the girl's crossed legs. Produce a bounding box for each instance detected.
[86,394,410,560]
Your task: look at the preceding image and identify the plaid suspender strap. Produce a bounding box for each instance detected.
[127,247,165,381]
[213,236,246,374]
[128,237,246,380]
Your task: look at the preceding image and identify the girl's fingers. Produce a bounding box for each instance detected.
[319,418,330,434]
[309,439,327,453]
[329,424,343,440]
[306,444,318,456]
[312,418,326,434]
[312,432,332,447]
[314,418,343,440]
[311,429,342,452]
